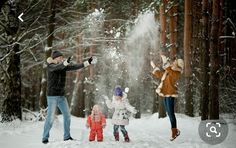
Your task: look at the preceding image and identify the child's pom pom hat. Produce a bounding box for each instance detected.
[114,85,123,97]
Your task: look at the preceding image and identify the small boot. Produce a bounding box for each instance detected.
[124,133,130,142]
[170,128,180,141]
[114,132,119,141]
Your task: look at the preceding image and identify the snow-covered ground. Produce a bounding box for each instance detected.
[0,113,235,148]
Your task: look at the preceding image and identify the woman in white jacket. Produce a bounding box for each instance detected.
[105,86,137,142]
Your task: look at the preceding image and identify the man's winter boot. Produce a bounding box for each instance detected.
[124,133,130,142]
[114,133,119,141]
[170,128,180,141]
[64,137,74,141]
[42,139,49,144]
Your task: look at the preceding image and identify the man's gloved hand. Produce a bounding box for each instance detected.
[83,56,97,67]
[63,56,72,66]
[88,57,93,64]
[88,56,97,64]
[67,56,72,63]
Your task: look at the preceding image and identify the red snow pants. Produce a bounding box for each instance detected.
[89,128,103,141]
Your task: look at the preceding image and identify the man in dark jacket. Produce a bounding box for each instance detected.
[42,50,96,144]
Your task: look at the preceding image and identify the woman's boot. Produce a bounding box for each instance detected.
[170,128,180,141]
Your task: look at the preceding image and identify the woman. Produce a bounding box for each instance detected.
[150,55,184,141]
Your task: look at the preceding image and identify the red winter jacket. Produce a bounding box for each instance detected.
[86,113,106,130]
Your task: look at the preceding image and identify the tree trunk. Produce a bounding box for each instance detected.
[158,98,166,118]
[200,0,210,120]
[152,93,158,113]
[157,0,167,118]
[168,0,180,113]
[2,45,22,122]
[0,0,7,9]
[131,0,138,19]
[169,0,178,59]
[191,0,202,117]
[135,96,141,118]
[86,41,96,116]
[184,0,194,117]
[39,0,55,109]
[1,0,21,122]
[160,0,167,49]
[70,37,85,117]
[209,0,220,120]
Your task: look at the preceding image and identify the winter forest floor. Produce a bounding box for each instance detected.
[0,113,235,148]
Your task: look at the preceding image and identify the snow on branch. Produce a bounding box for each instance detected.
[220,18,236,39]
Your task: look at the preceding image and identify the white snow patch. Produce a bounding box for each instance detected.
[0,113,235,148]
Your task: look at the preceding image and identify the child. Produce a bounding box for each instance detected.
[105,86,137,142]
[150,55,184,141]
[86,105,106,142]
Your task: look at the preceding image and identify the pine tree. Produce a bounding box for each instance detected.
[200,0,210,120]
[184,0,194,117]
[209,0,220,120]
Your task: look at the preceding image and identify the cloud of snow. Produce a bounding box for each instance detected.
[91,10,160,113]
[124,11,159,82]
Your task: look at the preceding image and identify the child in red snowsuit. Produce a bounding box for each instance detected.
[86,105,106,142]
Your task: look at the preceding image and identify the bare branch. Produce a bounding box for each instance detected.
[0,49,13,62]
[28,48,38,62]
[0,34,8,44]
[0,20,7,30]
[23,0,48,33]
[17,26,45,42]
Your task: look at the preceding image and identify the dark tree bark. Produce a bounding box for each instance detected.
[71,36,85,117]
[39,0,55,109]
[1,1,21,122]
[160,0,167,49]
[209,0,220,120]
[157,0,167,118]
[168,0,178,59]
[0,0,7,9]
[2,45,22,122]
[176,0,184,57]
[200,0,210,120]
[184,0,194,117]
[85,40,96,116]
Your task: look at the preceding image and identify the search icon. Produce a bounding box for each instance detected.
[210,126,217,134]
[199,119,229,145]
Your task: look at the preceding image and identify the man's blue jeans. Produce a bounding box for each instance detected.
[42,96,71,141]
[163,97,177,128]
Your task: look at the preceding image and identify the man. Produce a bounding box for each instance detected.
[150,55,184,141]
[42,50,96,144]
